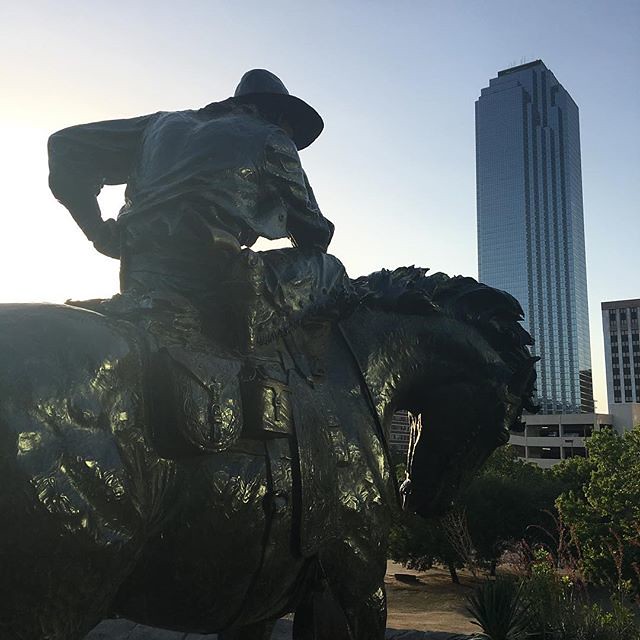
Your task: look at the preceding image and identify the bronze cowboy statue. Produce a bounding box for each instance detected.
[48,69,350,355]
[0,69,538,640]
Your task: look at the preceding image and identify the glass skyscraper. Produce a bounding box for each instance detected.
[476,60,593,413]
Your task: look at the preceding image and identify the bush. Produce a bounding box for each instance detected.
[577,598,639,640]
[465,578,530,640]
[466,550,640,640]
[520,548,639,640]
[387,510,464,582]
[516,547,595,638]
[389,446,567,581]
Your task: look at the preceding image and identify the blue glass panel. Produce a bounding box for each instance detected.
[476,61,593,413]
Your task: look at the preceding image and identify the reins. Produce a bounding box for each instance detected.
[336,322,401,506]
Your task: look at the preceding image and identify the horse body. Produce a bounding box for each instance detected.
[0,270,536,640]
[0,302,394,639]
[110,317,394,637]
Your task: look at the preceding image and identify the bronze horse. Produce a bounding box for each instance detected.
[0,268,536,640]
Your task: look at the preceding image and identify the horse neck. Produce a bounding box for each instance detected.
[341,308,424,429]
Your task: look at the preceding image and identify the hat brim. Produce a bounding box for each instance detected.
[233,92,324,150]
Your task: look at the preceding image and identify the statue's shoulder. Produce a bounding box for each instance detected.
[146,109,202,128]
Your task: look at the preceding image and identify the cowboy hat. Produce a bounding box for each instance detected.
[232,69,324,150]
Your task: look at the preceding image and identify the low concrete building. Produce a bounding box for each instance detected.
[393,406,634,469]
[509,413,614,469]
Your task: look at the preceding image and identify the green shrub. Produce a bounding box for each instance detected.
[467,550,640,640]
[575,598,639,640]
[465,578,531,640]
[521,548,579,638]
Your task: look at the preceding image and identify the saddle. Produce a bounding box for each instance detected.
[66,291,391,556]
[65,291,321,457]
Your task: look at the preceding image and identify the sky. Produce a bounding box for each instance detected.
[1,0,639,412]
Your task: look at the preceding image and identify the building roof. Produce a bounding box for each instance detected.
[497,59,545,77]
[602,299,640,310]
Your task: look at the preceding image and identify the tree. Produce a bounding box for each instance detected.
[388,446,567,580]
[461,445,563,573]
[550,454,593,496]
[557,426,640,599]
[387,509,464,583]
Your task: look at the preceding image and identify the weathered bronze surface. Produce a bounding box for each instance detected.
[0,272,536,640]
[0,70,536,639]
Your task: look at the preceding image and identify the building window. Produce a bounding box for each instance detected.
[528,445,561,460]
[563,446,587,459]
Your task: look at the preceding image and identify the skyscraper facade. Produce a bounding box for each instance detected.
[476,60,593,414]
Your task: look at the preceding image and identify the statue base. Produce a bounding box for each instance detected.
[86,618,472,639]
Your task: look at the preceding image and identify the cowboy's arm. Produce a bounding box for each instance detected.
[301,170,335,243]
[288,171,334,252]
[48,114,155,258]
[266,131,334,252]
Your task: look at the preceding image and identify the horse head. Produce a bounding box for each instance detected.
[344,268,537,519]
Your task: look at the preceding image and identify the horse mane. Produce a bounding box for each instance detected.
[353,266,538,412]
